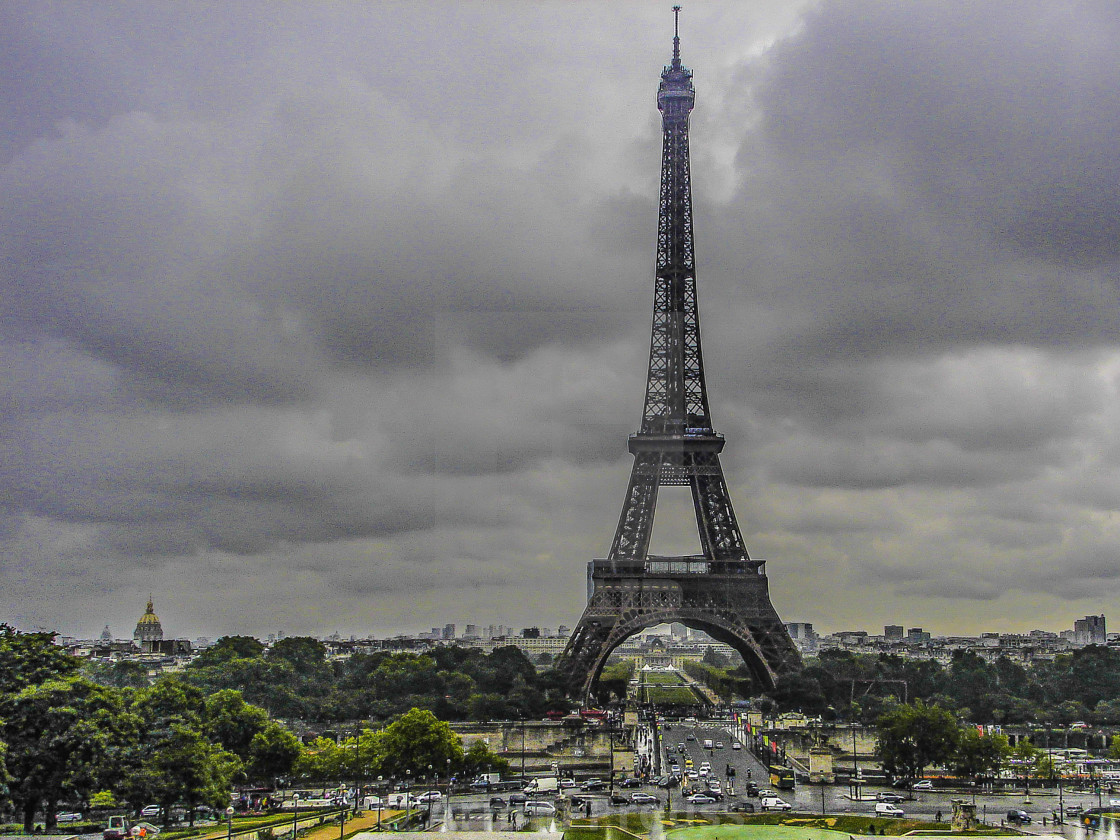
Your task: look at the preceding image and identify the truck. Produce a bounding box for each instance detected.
[523,777,559,795]
[470,773,502,790]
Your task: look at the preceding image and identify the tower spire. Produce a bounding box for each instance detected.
[672,5,682,68]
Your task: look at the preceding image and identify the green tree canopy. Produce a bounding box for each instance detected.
[376,708,464,777]
[876,701,960,785]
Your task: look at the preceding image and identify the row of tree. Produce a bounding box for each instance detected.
[874,700,1120,784]
[764,646,1120,724]
[85,636,568,724]
[0,627,509,831]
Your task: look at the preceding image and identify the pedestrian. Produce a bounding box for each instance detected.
[935,810,942,823]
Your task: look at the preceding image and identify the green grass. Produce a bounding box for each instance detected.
[642,672,688,685]
[645,686,702,705]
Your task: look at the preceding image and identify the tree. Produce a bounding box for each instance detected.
[266,637,328,672]
[951,729,1009,782]
[376,708,464,777]
[144,724,242,825]
[876,702,960,786]
[189,636,265,667]
[2,677,136,831]
[0,625,80,695]
[248,722,302,785]
[203,690,269,761]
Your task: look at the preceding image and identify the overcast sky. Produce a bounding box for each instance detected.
[5,0,1120,642]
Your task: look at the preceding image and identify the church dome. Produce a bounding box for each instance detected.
[134,597,164,643]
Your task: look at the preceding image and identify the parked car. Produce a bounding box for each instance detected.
[875,803,904,817]
[581,779,607,791]
[688,793,717,804]
[524,801,557,817]
[140,806,161,819]
[559,779,578,789]
[877,793,905,803]
[610,793,630,806]
[55,813,83,824]
[760,796,792,812]
[1007,809,1031,824]
[732,742,743,750]
[729,802,755,813]
[619,777,643,788]
[415,791,442,803]
[630,793,660,805]
[912,780,934,790]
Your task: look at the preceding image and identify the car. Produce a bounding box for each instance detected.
[657,775,679,788]
[1007,809,1031,824]
[875,803,904,817]
[559,779,578,789]
[630,793,660,805]
[684,758,694,768]
[581,779,607,791]
[760,796,792,812]
[758,789,777,798]
[700,761,711,770]
[744,783,760,797]
[55,813,83,824]
[686,770,700,780]
[688,793,717,804]
[877,793,905,803]
[708,780,722,792]
[715,741,725,749]
[619,777,643,788]
[698,768,710,778]
[732,742,742,750]
[489,797,506,809]
[912,780,934,790]
[524,801,557,817]
[670,764,682,775]
[416,790,442,803]
[140,806,161,818]
[508,793,528,805]
[678,744,687,753]
[1066,805,1084,817]
[610,793,630,806]
[687,733,696,740]
[730,802,755,813]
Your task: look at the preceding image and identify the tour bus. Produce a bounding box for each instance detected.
[770,767,795,790]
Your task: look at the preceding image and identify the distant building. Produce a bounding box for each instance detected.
[907,627,931,643]
[884,625,904,639]
[442,623,456,640]
[133,597,164,645]
[1074,615,1107,646]
[786,622,816,640]
[100,625,113,642]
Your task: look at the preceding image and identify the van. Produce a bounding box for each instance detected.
[524,801,557,817]
[875,802,904,817]
[702,739,714,750]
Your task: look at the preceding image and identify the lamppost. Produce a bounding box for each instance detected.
[427,764,434,826]
[338,801,346,840]
[226,807,234,840]
[292,794,300,840]
[445,759,452,822]
[377,776,383,831]
[521,719,527,780]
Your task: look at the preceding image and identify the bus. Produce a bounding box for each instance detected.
[770,767,795,790]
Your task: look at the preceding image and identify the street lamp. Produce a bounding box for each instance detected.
[226,807,234,840]
[338,801,346,840]
[427,765,434,826]
[377,776,383,831]
[292,794,300,840]
[445,759,452,821]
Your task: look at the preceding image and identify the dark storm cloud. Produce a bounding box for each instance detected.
[5,1,1120,638]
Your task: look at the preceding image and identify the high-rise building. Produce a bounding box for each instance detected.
[442,623,456,640]
[1073,615,1106,645]
[786,622,816,640]
[884,625,904,639]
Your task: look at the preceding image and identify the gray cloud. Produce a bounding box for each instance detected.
[5,1,1120,640]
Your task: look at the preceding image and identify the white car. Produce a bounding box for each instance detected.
[415,790,442,803]
[140,806,161,818]
[760,796,792,812]
[688,793,716,804]
[524,801,556,817]
[732,742,742,750]
[55,813,83,824]
[912,780,934,791]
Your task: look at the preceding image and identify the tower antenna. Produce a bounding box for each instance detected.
[672,5,682,65]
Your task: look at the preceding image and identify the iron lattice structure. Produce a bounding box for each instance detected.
[557,12,800,703]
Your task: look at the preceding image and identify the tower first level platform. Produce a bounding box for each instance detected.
[559,557,800,703]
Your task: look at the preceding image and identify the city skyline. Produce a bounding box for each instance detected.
[6,2,1120,641]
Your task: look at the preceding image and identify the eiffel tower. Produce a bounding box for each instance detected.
[556,8,800,704]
